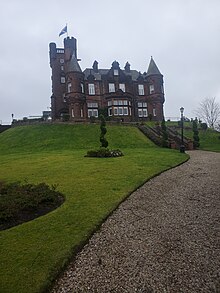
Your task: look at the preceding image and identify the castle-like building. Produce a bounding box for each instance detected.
[49,36,165,122]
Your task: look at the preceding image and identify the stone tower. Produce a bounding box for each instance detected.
[145,57,165,120]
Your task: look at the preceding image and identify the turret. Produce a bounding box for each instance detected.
[146,57,165,120]
[64,36,77,61]
[49,42,57,64]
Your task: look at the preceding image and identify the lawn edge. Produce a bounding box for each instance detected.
[46,153,190,293]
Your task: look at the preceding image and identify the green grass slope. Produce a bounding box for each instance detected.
[183,128,220,152]
[0,124,188,293]
[165,121,220,152]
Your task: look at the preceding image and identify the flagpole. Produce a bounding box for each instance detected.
[66,23,68,37]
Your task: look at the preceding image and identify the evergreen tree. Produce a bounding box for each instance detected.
[161,119,168,147]
[193,119,200,148]
[99,114,108,148]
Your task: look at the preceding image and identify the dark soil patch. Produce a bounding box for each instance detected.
[0,181,65,231]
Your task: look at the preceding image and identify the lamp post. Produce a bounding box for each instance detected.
[180,107,185,153]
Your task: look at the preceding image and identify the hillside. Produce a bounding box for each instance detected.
[165,121,220,152]
[0,124,188,293]
[0,123,155,154]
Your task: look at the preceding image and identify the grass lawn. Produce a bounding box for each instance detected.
[0,124,188,293]
[182,128,220,152]
[160,121,220,152]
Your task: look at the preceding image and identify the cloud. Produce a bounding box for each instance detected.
[0,0,220,123]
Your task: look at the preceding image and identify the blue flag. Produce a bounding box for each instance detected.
[59,25,67,37]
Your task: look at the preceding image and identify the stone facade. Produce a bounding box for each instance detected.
[49,36,165,122]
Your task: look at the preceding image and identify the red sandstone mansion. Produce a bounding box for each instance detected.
[49,36,165,122]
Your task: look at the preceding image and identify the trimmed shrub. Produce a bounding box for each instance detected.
[86,148,124,158]
[193,119,200,148]
[100,114,108,148]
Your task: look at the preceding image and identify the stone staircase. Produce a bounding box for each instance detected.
[138,124,194,150]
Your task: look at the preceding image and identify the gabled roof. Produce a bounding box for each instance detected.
[66,54,82,73]
[146,57,162,76]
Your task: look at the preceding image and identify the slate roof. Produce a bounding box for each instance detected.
[146,57,162,76]
[67,55,82,73]
[83,68,140,81]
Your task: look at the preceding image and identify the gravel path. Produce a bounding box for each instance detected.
[52,151,220,293]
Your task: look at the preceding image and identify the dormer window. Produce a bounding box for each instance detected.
[109,83,115,93]
[138,84,144,95]
[149,84,154,94]
[114,69,119,76]
[88,83,95,95]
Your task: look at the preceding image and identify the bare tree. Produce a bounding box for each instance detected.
[194,97,220,129]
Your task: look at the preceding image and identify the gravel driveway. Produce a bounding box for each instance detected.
[52,150,220,293]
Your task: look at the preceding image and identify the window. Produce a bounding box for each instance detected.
[61,65,64,71]
[123,107,128,115]
[81,83,84,93]
[61,77,65,84]
[119,83,125,92]
[110,106,129,116]
[71,109,74,117]
[143,109,148,117]
[161,85,164,93]
[80,109,83,118]
[108,100,130,117]
[67,82,72,93]
[109,83,115,93]
[114,69,119,76]
[149,84,154,94]
[114,107,118,115]
[153,108,156,116]
[87,102,98,108]
[119,107,123,115]
[138,109,143,117]
[108,108,113,116]
[60,58,64,64]
[88,83,95,95]
[138,102,148,117]
[138,84,144,95]
[88,109,98,118]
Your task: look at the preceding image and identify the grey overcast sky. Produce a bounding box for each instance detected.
[0,0,220,124]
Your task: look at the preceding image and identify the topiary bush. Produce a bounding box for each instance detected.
[86,115,123,158]
[192,119,200,148]
[99,114,108,148]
